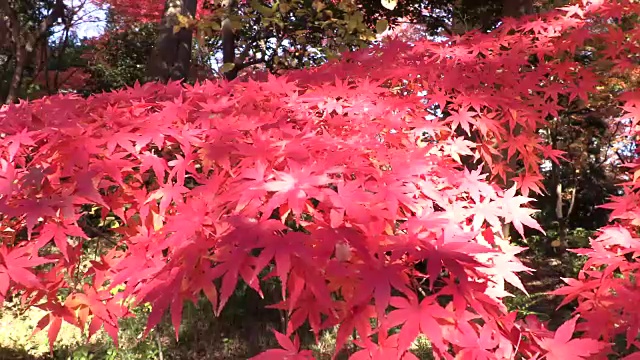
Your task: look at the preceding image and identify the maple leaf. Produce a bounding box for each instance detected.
[64,284,125,342]
[334,304,376,354]
[208,245,263,315]
[470,198,503,232]
[0,244,51,291]
[560,4,585,18]
[448,107,477,135]
[538,316,608,360]
[351,327,419,360]
[499,185,544,237]
[250,331,314,360]
[444,137,476,164]
[138,151,168,181]
[385,295,451,353]
[35,221,87,261]
[539,144,567,164]
[352,260,413,318]
[268,289,331,339]
[32,304,78,353]
[4,128,37,162]
[72,170,108,207]
[452,323,500,360]
[106,130,141,155]
[262,161,328,220]
[415,241,493,290]
[146,183,189,215]
[513,173,544,198]
[0,159,17,197]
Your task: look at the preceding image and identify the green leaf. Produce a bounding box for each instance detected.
[250,0,276,16]
[376,19,389,34]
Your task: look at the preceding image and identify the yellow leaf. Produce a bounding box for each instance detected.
[153,212,164,231]
[381,0,397,10]
[220,63,235,73]
[173,25,182,34]
[176,14,190,26]
[376,19,388,34]
[250,0,276,16]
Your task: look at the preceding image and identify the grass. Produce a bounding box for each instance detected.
[0,297,437,360]
[0,231,589,359]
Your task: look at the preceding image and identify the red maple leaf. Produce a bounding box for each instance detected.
[35,221,87,261]
[385,295,451,353]
[499,185,544,237]
[0,244,51,292]
[4,128,37,162]
[250,331,314,360]
[537,316,608,360]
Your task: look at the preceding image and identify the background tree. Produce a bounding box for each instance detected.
[82,13,159,93]
[146,0,198,82]
[0,0,67,103]
[0,0,106,103]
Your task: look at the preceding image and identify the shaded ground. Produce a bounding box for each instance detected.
[0,247,581,360]
[508,248,582,329]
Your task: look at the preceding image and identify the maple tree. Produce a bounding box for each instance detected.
[1,0,640,359]
[101,0,478,81]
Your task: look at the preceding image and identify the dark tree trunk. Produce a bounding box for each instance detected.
[146,0,198,82]
[221,0,238,80]
[6,47,26,104]
[1,0,65,103]
[503,0,534,17]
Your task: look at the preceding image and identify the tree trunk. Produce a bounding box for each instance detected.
[6,47,26,104]
[146,0,198,82]
[1,0,65,103]
[503,0,533,17]
[550,121,578,249]
[221,0,238,80]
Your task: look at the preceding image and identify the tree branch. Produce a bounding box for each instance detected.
[236,57,265,71]
[566,186,578,219]
[221,0,238,80]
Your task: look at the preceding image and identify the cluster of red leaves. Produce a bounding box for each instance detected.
[1,1,639,359]
[552,97,640,356]
[30,67,92,97]
[545,2,640,358]
[92,0,238,24]
[90,0,167,23]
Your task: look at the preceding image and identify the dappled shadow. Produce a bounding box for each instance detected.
[508,250,581,330]
[0,348,39,360]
